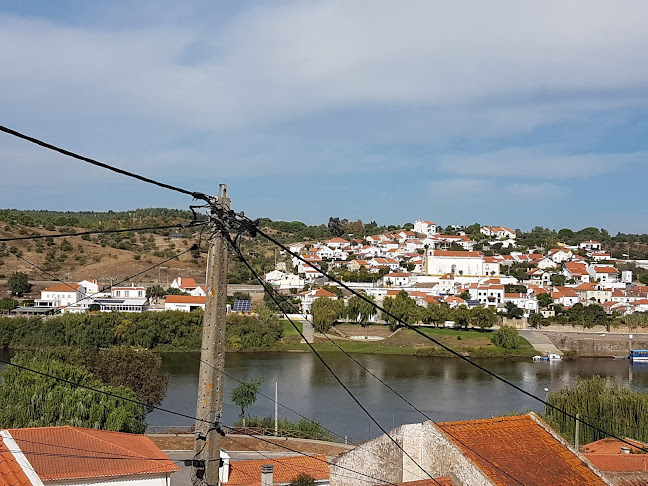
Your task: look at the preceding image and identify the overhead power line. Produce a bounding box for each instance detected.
[0,125,207,201]
[246,269,525,485]
[0,357,216,427]
[250,225,648,455]
[0,222,206,243]
[227,239,438,484]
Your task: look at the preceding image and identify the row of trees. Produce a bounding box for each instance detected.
[310,291,499,332]
[0,311,283,352]
[545,376,648,445]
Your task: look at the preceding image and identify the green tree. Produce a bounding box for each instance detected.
[638,274,648,285]
[382,291,420,331]
[8,272,31,296]
[491,326,522,350]
[528,312,544,328]
[60,238,73,252]
[289,474,317,486]
[459,291,471,301]
[146,285,167,298]
[470,306,497,330]
[78,347,169,412]
[0,352,145,432]
[451,305,471,329]
[505,302,524,319]
[328,217,344,237]
[422,303,447,328]
[256,305,280,327]
[0,298,17,314]
[311,297,344,332]
[550,274,566,287]
[537,293,553,309]
[231,378,264,427]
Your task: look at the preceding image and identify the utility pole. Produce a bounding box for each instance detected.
[193,184,230,485]
[274,382,279,436]
[574,413,580,451]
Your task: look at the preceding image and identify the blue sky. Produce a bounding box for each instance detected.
[1,1,648,233]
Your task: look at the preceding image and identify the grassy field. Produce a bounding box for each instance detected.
[278,324,537,358]
[281,320,303,339]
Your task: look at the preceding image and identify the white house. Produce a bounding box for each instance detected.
[77,279,104,296]
[552,287,580,307]
[563,262,590,283]
[588,265,619,284]
[164,295,206,312]
[112,284,146,299]
[413,220,438,236]
[325,237,351,249]
[580,240,602,251]
[547,248,573,264]
[504,293,539,315]
[481,226,516,239]
[591,252,612,261]
[426,250,487,278]
[368,257,401,271]
[297,288,338,313]
[381,272,412,287]
[170,276,198,293]
[0,426,178,485]
[38,283,85,309]
[536,257,558,270]
[263,270,305,290]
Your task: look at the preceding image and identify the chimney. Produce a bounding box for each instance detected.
[261,464,274,486]
[621,446,631,454]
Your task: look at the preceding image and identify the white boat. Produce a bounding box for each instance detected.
[547,353,563,361]
[631,350,648,362]
[532,355,543,362]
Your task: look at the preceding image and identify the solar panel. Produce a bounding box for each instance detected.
[232,300,252,312]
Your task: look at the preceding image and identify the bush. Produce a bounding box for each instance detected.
[490,326,522,350]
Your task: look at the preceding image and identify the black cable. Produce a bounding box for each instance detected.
[0,125,208,201]
[0,357,217,427]
[224,436,380,485]
[224,427,400,486]
[252,226,648,455]
[250,275,526,485]
[0,222,205,243]
[227,239,439,484]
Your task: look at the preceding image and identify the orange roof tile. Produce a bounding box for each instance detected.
[178,277,198,289]
[0,437,31,486]
[437,415,606,485]
[431,250,482,258]
[9,426,178,481]
[42,283,80,293]
[582,437,646,455]
[226,455,329,485]
[165,295,206,304]
[584,454,648,472]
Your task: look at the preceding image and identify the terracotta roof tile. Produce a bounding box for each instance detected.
[437,415,606,485]
[9,426,178,481]
[382,478,455,486]
[42,283,80,293]
[0,437,31,486]
[226,454,329,485]
[584,454,648,472]
[177,277,198,289]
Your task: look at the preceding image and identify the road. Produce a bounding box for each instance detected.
[518,329,562,355]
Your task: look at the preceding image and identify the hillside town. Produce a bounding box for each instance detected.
[13,220,647,328]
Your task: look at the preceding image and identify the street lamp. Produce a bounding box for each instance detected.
[544,387,550,413]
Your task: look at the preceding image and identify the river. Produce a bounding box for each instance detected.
[2,350,646,442]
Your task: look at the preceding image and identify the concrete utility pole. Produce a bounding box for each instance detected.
[193,184,230,485]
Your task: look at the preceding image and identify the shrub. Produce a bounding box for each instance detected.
[490,326,522,350]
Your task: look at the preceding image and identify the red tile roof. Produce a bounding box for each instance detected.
[42,283,80,293]
[437,415,606,485]
[165,295,206,304]
[178,277,198,289]
[582,438,647,455]
[9,426,178,481]
[0,436,31,486]
[585,454,648,472]
[594,266,619,274]
[226,454,329,485]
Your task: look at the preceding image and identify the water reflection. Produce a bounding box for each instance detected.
[2,349,646,442]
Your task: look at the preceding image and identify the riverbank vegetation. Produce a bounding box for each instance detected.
[545,376,648,445]
[0,348,169,433]
[234,416,334,441]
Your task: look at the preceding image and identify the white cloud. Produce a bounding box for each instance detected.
[2,1,648,132]
[435,148,648,179]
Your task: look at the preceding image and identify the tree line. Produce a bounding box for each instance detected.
[0,311,283,352]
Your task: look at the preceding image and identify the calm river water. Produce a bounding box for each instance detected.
[2,350,646,441]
